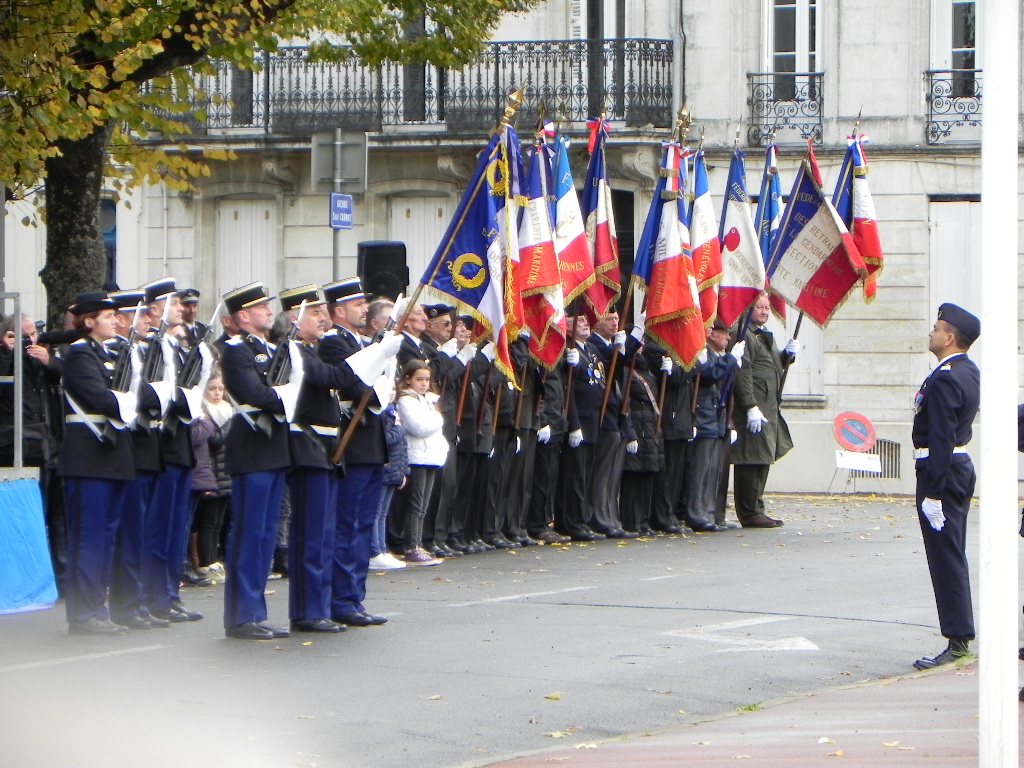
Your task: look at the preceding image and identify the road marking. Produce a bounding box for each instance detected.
[663,616,819,652]
[640,575,678,582]
[447,586,595,608]
[0,645,169,673]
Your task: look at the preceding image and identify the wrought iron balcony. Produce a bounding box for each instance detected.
[925,69,982,144]
[746,72,824,147]
[158,39,674,138]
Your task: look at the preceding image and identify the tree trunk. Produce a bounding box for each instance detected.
[40,123,115,331]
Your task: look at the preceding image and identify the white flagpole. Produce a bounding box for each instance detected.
[978,0,1018,764]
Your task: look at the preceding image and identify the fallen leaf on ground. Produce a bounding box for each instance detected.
[826,750,844,757]
[301,641,313,647]
[677,710,688,715]
[573,743,596,749]
[545,693,562,700]
[543,732,568,739]
[545,758,570,763]
[897,747,916,751]
[818,738,833,744]
[882,741,900,747]
[426,694,442,700]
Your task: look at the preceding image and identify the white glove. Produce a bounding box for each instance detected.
[272,382,300,422]
[697,347,708,365]
[567,429,583,448]
[180,385,204,424]
[613,330,626,349]
[661,356,673,373]
[456,342,476,365]
[480,342,497,362]
[287,339,304,387]
[379,331,404,358]
[730,340,746,364]
[746,405,768,433]
[785,338,800,355]
[630,325,645,343]
[515,436,521,454]
[129,345,144,395]
[439,337,459,357]
[161,336,177,399]
[536,425,551,444]
[626,440,639,454]
[390,295,410,323]
[730,429,738,444]
[566,348,580,366]
[112,390,139,428]
[518,325,531,340]
[198,342,215,380]
[922,498,945,531]
[148,380,174,415]
[692,426,697,439]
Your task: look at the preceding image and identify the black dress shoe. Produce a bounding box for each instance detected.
[143,614,171,628]
[474,538,495,551]
[291,619,344,633]
[689,523,718,532]
[486,536,517,549]
[741,515,784,528]
[114,615,153,630]
[570,531,600,541]
[335,611,376,627]
[606,528,640,539]
[359,611,388,625]
[226,622,274,640]
[170,600,204,621]
[536,530,571,544]
[151,608,191,623]
[258,622,291,638]
[446,538,471,553]
[913,638,971,670]
[68,617,128,635]
[439,543,463,557]
[516,535,541,546]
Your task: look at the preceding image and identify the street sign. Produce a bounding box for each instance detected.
[310,131,367,194]
[330,193,354,230]
[832,411,877,453]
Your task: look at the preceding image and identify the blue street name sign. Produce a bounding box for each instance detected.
[330,193,354,230]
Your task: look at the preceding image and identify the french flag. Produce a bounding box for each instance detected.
[551,135,595,308]
[500,124,527,340]
[580,119,621,324]
[689,149,722,324]
[518,138,566,369]
[832,135,884,302]
[767,160,867,327]
[716,148,767,329]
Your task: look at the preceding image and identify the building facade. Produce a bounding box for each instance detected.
[4,0,1020,493]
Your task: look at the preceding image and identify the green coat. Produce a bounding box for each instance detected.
[729,326,794,465]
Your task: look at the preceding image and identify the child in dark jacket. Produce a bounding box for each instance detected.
[190,374,232,581]
[369,399,409,570]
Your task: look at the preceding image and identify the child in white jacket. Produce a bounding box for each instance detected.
[395,360,449,565]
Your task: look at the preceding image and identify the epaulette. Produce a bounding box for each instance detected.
[70,338,88,347]
[938,364,952,372]
[323,328,339,337]
[226,334,244,347]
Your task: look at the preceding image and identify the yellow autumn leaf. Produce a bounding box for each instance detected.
[882,741,900,747]
[545,692,562,700]
[826,750,844,757]
[543,731,567,739]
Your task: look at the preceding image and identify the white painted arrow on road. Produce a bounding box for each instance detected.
[663,616,819,652]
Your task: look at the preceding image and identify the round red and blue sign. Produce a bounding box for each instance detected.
[832,412,877,453]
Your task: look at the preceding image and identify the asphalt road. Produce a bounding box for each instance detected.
[0,494,986,768]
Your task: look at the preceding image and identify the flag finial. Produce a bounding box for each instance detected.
[498,88,525,131]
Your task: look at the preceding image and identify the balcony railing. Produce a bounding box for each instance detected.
[155,39,674,138]
[926,69,982,144]
[746,72,824,147]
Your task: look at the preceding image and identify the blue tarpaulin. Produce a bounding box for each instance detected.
[0,478,57,614]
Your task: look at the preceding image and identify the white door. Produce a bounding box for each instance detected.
[928,200,982,367]
[216,198,279,296]
[387,196,453,287]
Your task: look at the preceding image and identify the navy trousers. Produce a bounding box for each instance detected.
[288,467,338,622]
[224,470,285,628]
[146,464,191,612]
[64,477,127,624]
[110,470,157,622]
[332,464,383,617]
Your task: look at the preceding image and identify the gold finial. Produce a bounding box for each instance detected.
[851,106,863,138]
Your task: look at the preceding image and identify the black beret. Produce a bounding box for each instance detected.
[423,304,454,320]
[937,303,980,345]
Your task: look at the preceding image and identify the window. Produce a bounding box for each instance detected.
[950,1,977,96]
[767,0,818,101]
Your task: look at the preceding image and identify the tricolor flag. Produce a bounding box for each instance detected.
[716,148,767,329]
[634,141,705,369]
[500,124,528,341]
[580,118,621,325]
[832,135,884,301]
[551,135,596,307]
[766,160,868,327]
[754,142,787,321]
[419,132,515,381]
[517,137,566,369]
[689,149,722,324]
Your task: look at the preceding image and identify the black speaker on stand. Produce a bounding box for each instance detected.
[357,241,409,301]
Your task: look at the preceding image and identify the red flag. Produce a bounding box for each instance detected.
[689,149,722,323]
[580,121,621,324]
[768,160,867,326]
[717,148,767,328]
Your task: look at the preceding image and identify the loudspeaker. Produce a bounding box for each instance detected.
[357,241,409,301]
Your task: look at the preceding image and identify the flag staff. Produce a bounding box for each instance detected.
[334,88,526,463]
[602,105,690,424]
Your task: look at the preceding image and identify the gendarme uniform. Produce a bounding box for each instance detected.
[58,292,135,633]
[912,303,980,655]
[220,283,295,639]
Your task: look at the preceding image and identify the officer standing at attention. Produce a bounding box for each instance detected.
[220,283,304,640]
[911,303,980,670]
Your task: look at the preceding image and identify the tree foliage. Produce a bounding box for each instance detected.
[0,0,542,195]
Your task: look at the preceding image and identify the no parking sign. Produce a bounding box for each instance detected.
[833,412,877,453]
